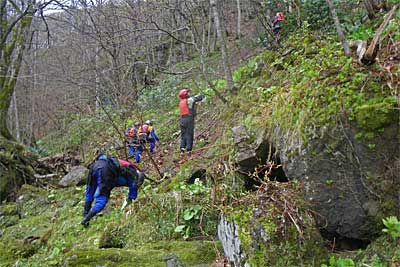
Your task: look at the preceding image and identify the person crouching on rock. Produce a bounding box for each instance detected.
[81,154,145,226]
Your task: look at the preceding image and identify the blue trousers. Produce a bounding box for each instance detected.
[84,168,109,213]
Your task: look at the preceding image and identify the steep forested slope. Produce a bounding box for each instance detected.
[1,1,399,267]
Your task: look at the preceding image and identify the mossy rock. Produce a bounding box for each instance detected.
[0,214,19,228]
[0,138,36,201]
[162,161,206,192]
[0,203,18,216]
[18,184,48,199]
[99,222,127,248]
[355,98,398,131]
[10,240,40,258]
[356,235,400,266]
[227,182,329,266]
[64,240,221,267]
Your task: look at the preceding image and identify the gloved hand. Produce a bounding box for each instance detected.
[83,202,92,217]
[121,198,132,210]
[81,210,96,227]
[137,171,145,188]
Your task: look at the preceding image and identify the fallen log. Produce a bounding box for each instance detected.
[350,5,398,65]
[33,173,58,179]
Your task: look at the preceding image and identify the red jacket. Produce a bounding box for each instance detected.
[273,14,285,24]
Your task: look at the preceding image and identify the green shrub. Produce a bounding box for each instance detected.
[382,216,400,239]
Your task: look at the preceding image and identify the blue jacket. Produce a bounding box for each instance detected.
[84,155,139,213]
[149,128,160,142]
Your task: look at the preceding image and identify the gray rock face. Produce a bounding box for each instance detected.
[59,166,88,187]
[275,122,400,240]
[232,125,269,174]
[232,119,399,242]
[217,215,249,267]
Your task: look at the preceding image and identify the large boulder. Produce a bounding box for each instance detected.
[59,166,88,187]
[232,124,269,174]
[274,120,400,241]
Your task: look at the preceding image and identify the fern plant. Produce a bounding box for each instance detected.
[382,216,400,239]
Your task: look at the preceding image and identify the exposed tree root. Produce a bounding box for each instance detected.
[350,5,398,65]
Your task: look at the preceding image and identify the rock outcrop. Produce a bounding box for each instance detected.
[218,215,249,267]
[59,166,88,187]
[274,120,399,241]
[232,117,399,243]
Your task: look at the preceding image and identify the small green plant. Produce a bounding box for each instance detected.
[321,256,354,267]
[368,143,376,150]
[326,179,334,186]
[382,216,400,239]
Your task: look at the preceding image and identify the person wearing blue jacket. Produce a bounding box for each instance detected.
[81,154,145,226]
[134,120,160,163]
[144,120,160,153]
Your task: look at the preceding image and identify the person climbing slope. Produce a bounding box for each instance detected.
[134,123,150,163]
[144,119,160,154]
[272,12,285,45]
[126,122,140,157]
[179,88,204,153]
[81,154,144,226]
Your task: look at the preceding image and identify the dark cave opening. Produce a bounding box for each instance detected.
[320,229,371,251]
[243,143,289,191]
[188,169,208,184]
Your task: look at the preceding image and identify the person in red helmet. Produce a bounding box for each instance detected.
[272,12,285,45]
[179,88,204,152]
[272,12,285,35]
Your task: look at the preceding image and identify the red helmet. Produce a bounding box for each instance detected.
[179,88,190,99]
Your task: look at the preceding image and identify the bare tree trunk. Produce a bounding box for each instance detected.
[364,0,376,19]
[236,0,241,40]
[30,32,37,144]
[95,45,100,112]
[12,92,20,141]
[180,32,187,61]
[207,5,213,51]
[363,5,398,64]
[187,12,228,104]
[349,5,397,65]
[293,0,302,27]
[0,2,35,140]
[326,0,350,57]
[210,0,235,91]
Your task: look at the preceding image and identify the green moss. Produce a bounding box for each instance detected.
[356,235,400,266]
[0,203,18,216]
[355,98,398,131]
[225,182,328,266]
[99,222,127,248]
[4,215,20,229]
[64,241,221,267]
[0,138,36,201]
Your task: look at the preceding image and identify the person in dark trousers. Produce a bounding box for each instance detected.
[272,12,285,45]
[81,154,145,226]
[134,123,150,163]
[179,88,204,152]
[126,122,140,157]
